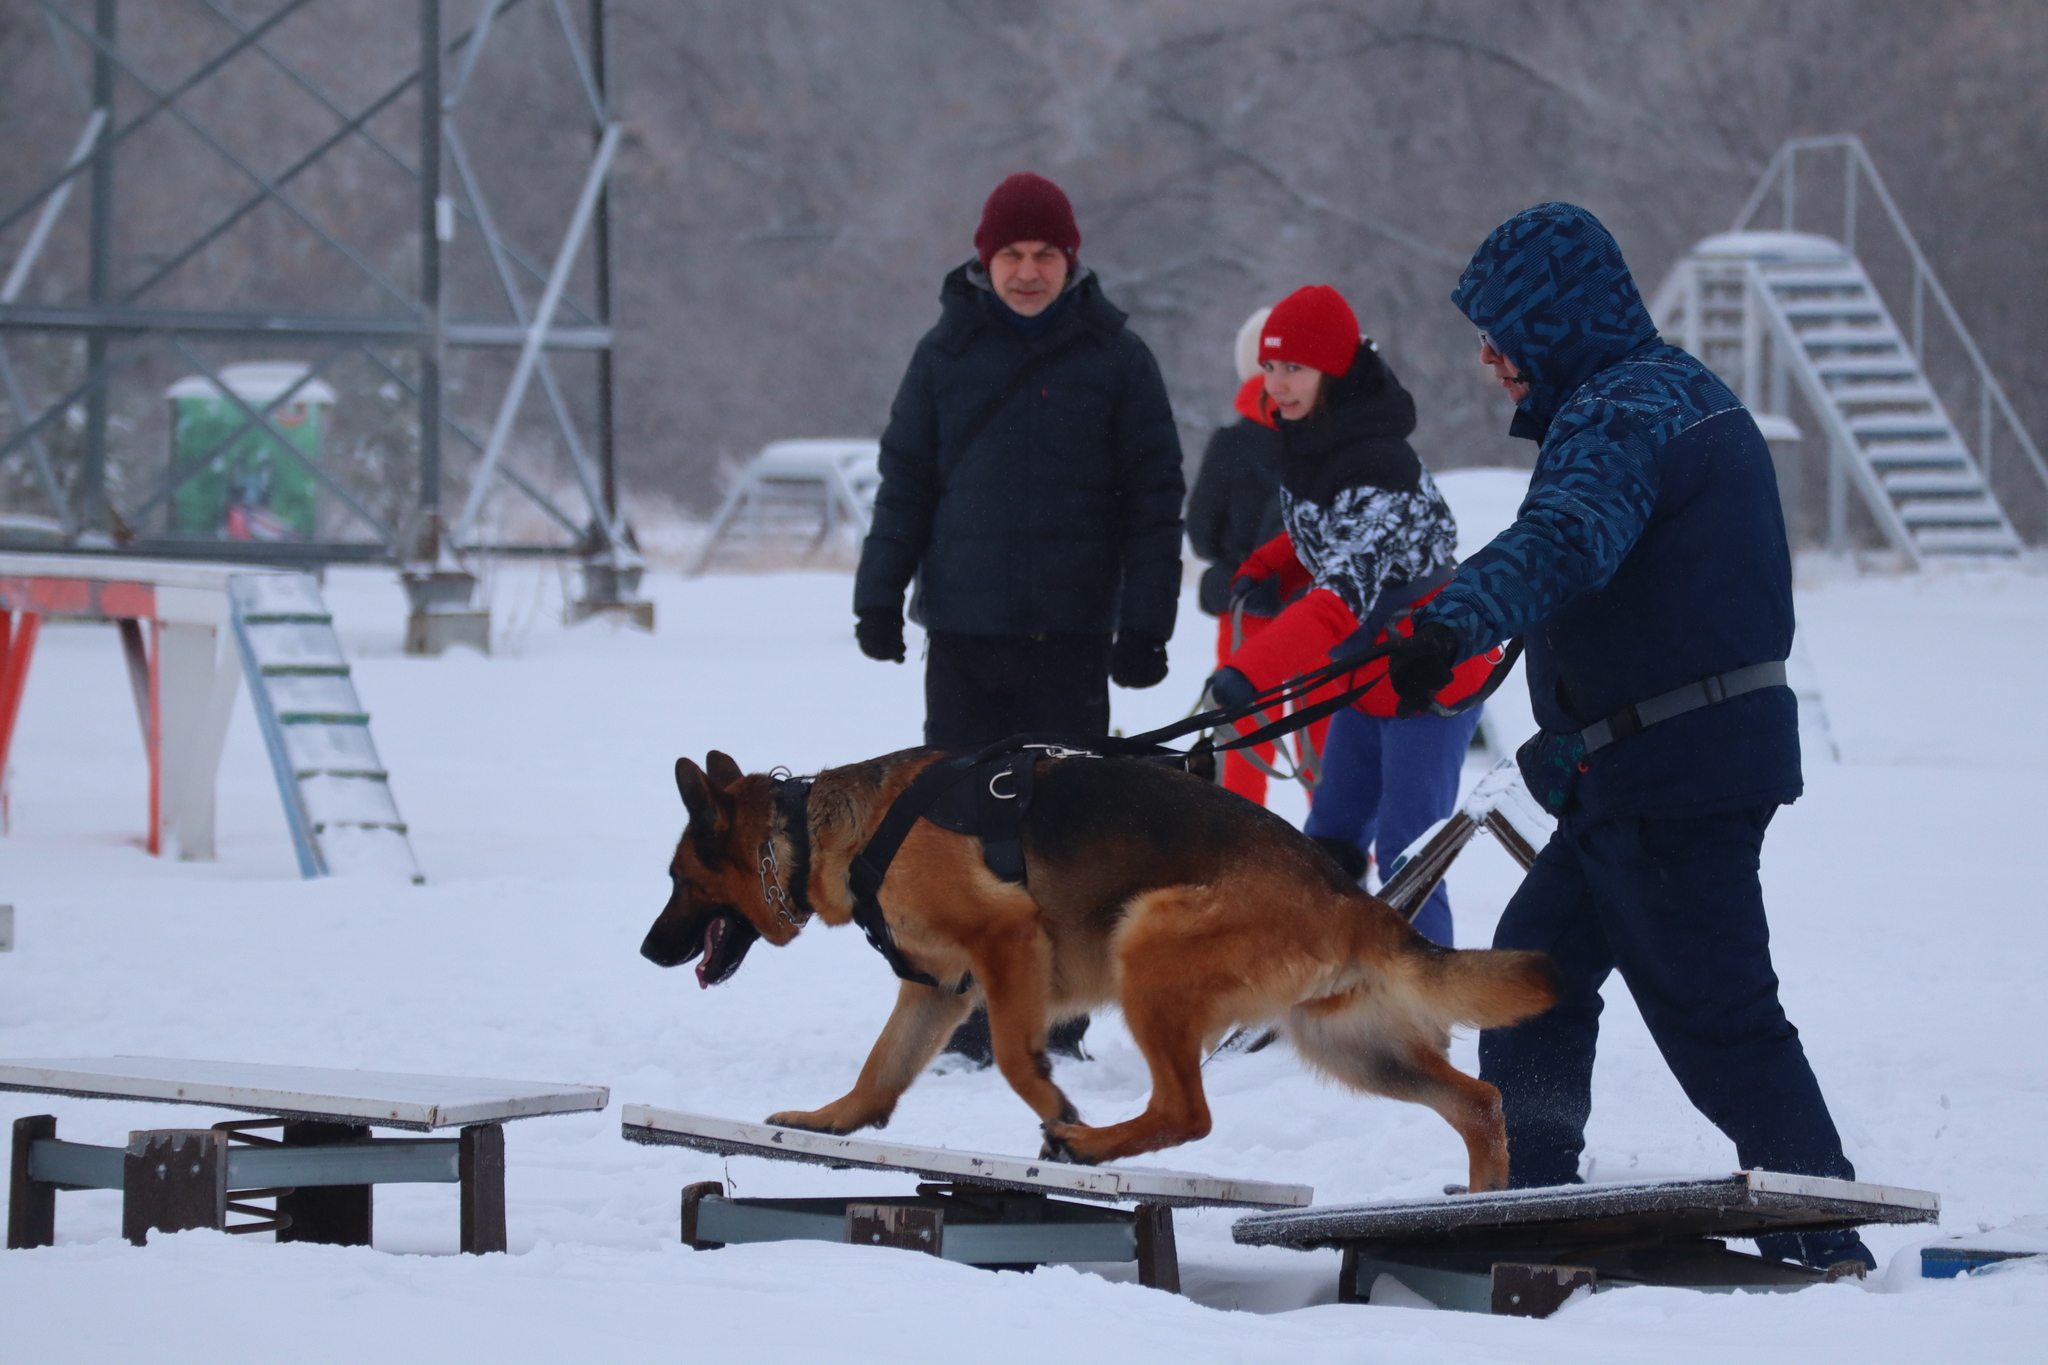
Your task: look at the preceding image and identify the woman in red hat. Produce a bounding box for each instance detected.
[1210,284,1482,945]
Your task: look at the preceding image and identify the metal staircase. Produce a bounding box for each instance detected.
[228,573,422,882]
[1652,136,2044,564]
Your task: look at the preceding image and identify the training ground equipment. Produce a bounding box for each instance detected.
[1234,1170,1938,1317]
[1652,136,2044,563]
[1920,1218,2048,1279]
[622,1106,1311,1292]
[688,439,881,574]
[0,552,419,878]
[4,1057,608,1252]
[228,572,420,881]
[1375,757,1548,916]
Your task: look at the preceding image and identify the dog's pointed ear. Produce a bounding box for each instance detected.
[705,750,743,791]
[675,757,733,867]
[676,757,716,827]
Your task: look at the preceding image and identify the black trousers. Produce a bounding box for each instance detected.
[1479,804,1866,1265]
[924,631,1111,748]
[923,631,1104,1063]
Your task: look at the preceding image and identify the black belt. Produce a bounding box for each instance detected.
[1580,661,1788,754]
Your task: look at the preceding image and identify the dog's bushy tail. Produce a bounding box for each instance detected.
[1418,946,1558,1030]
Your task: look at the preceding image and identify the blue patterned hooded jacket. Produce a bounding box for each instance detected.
[1418,203,1800,820]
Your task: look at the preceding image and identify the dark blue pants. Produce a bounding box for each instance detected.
[1480,805,1855,1196]
[1303,704,1481,946]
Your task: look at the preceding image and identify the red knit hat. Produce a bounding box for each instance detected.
[1259,285,1361,376]
[974,173,1081,268]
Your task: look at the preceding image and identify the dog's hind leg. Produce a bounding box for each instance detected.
[767,980,975,1135]
[1290,1014,1511,1192]
[974,925,1081,1130]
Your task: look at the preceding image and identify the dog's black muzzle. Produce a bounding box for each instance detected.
[641,900,761,988]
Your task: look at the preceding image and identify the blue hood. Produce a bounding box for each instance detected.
[1451,203,1661,428]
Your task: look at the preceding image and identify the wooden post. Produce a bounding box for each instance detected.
[275,1120,373,1246]
[1133,1203,1180,1293]
[8,1114,57,1250]
[680,1180,725,1250]
[845,1203,943,1257]
[458,1122,506,1254]
[123,1129,227,1245]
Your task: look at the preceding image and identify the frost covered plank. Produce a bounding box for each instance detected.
[0,1057,609,1132]
[1233,1170,1938,1250]
[620,1105,1311,1209]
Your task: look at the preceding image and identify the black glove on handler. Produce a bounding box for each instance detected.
[1230,574,1283,619]
[1109,630,1169,689]
[855,606,906,663]
[1386,621,1461,717]
[1204,665,1257,711]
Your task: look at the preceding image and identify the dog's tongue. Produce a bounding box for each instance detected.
[695,917,727,989]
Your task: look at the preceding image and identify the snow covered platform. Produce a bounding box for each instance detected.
[621,1106,1312,1291]
[1233,1171,1940,1315]
[4,1057,608,1253]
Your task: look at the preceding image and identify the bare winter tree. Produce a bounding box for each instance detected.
[3,0,2043,533]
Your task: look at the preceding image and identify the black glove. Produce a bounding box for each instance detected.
[1205,665,1256,711]
[1109,630,1169,689]
[855,606,906,663]
[1230,574,1282,618]
[1387,621,1461,717]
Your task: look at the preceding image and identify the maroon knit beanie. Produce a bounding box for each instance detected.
[1260,285,1361,376]
[974,173,1081,268]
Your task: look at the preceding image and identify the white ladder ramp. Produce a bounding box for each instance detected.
[228,574,422,882]
[1654,233,2021,564]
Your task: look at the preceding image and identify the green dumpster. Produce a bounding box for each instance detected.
[165,362,335,540]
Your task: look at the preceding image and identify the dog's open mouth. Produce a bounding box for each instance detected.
[641,904,761,988]
[693,911,760,988]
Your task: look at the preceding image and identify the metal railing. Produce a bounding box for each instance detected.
[1733,135,2048,524]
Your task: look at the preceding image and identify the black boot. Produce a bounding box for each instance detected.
[940,1009,994,1068]
[1755,1228,1878,1278]
[1048,1015,1092,1061]
[941,1010,1092,1066]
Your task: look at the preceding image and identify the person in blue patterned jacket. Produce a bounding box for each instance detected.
[1383,202,1873,1274]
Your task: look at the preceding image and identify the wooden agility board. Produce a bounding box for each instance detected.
[620,1106,1311,1210]
[1233,1169,1938,1250]
[0,1057,610,1132]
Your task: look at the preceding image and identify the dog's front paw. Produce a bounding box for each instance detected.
[766,1108,850,1134]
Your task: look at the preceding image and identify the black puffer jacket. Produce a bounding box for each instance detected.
[854,262,1185,639]
[1186,416,1284,616]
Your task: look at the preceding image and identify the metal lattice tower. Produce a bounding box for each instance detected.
[1652,135,2046,563]
[0,1,648,643]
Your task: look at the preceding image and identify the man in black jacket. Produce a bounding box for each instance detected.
[854,173,1184,1067]
[853,173,1185,749]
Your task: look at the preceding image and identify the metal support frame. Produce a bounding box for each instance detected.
[0,2,641,633]
[7,1109,504,1252]
[677,1181,1181,1286]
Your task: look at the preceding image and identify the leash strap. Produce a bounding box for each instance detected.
[1580,660,1787,754]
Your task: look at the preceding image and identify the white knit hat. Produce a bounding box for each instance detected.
[1233,306,1273,383]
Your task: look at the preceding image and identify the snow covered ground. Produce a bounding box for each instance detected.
[2,473,2045,1361]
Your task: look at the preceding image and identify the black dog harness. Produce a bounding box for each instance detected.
[843,742,1089,992]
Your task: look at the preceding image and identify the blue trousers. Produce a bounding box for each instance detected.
[1303,705,1481,947]
[1479,805,1855,1195]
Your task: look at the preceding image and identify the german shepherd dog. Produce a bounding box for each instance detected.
[642,747,1556,1190]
